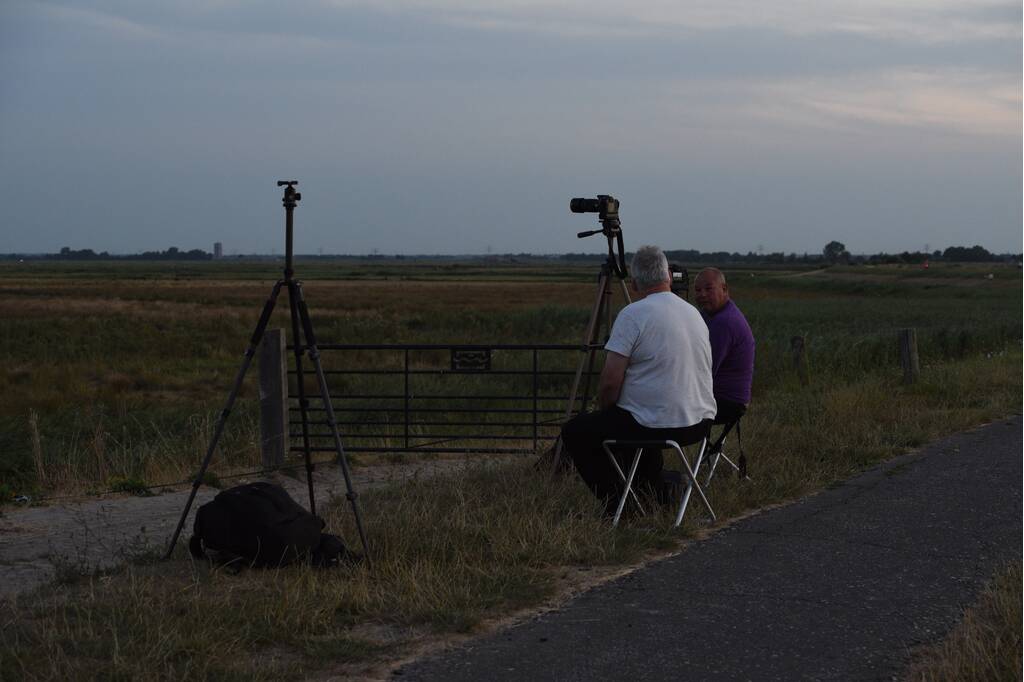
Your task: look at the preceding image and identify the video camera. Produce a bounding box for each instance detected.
[669,262,689,300]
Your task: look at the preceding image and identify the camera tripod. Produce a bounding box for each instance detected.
[163,181,370,561]
[546,197,632,473]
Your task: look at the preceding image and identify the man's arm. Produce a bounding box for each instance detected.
[597,351,629,410]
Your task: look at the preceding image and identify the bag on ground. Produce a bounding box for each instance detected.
[188,482,347,568]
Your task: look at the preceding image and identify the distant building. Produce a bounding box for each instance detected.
[214,242,223,259]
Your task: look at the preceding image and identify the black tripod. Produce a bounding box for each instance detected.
[163,181,370,561]
[547,196,632,473]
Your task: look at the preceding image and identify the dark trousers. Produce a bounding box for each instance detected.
[714,399,747,426]
[561,405,711,507]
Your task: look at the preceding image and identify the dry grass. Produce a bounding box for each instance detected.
[0,461,674,681]
[0,278,590,318]
[0,273,608,496]
[904,562,1022,682]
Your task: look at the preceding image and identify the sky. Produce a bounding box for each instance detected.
[0,0,1020,256]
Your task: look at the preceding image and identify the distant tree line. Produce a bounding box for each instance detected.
[559,242,1020,266]
[816,241,1018,266]
[634,241,1019,266]
[1,243,1019,263]
[4,247,213,261]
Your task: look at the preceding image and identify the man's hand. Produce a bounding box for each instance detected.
[597,351,629,410]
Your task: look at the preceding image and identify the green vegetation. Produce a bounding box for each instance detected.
[0,260,1020,678]
[1,260,1018,495]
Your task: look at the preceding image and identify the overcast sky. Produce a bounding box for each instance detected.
[1,1,1020,255]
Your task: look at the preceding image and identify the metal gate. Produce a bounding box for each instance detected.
[287,343,597,455]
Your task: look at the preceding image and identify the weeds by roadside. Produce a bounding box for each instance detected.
[904,562,1022,682]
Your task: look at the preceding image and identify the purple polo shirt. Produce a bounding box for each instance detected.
[701,300,755,404]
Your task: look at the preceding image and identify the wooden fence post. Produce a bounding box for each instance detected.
[899,328,920,385]
[259,328,288,469]
[790,335,809,386]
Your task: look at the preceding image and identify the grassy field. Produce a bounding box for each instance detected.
[0,259,1019,496]
[0,259,1020,678]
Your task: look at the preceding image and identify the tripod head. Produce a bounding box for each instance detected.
[569,194,628,279]
[278,180,301,209]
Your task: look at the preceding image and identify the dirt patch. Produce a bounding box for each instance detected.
[0,457,514,599]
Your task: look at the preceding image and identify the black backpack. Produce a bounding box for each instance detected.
[188,482,349,569]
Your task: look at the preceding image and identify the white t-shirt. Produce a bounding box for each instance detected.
[604,291,716,428]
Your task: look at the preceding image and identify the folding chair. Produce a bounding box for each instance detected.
[703,416,749,487]
[601,437,716,528]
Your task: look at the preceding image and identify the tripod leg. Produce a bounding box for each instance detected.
[293,282,371,561]
[286,282,317,516]
[579,277,630,412]
[551,271,612,475]
[577,346,599,414]
[163,281,285,560]
[617,277,632,305]
[578,273,614,412]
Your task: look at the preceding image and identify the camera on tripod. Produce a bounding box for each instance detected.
[570,195,619,221]
[669,262,689,300]
[569,193,627,279]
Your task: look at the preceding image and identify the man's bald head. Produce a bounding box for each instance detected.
[696,267,726,286]
[694,267,730,314]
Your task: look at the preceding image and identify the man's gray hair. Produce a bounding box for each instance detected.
[631,245,670,291]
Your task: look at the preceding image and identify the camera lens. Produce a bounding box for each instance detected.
[570,198,600,213]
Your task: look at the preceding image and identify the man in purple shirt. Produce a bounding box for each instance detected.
[693,268,755,424]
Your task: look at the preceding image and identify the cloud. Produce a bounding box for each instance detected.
[751,69,1022,137]
[34,1,344,55]
[32,0,1024,47]
[321,0,1022,43]
[38,2,167,42]
[3,0,1018,254]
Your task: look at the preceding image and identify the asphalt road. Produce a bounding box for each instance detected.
[396,415,1022,681]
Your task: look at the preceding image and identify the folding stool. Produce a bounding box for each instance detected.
[703,417,749,487]
[601,437,716,528]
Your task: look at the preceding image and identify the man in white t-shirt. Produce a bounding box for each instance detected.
[561,245,716,513]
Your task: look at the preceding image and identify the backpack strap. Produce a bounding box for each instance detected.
[737,418,747,479]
